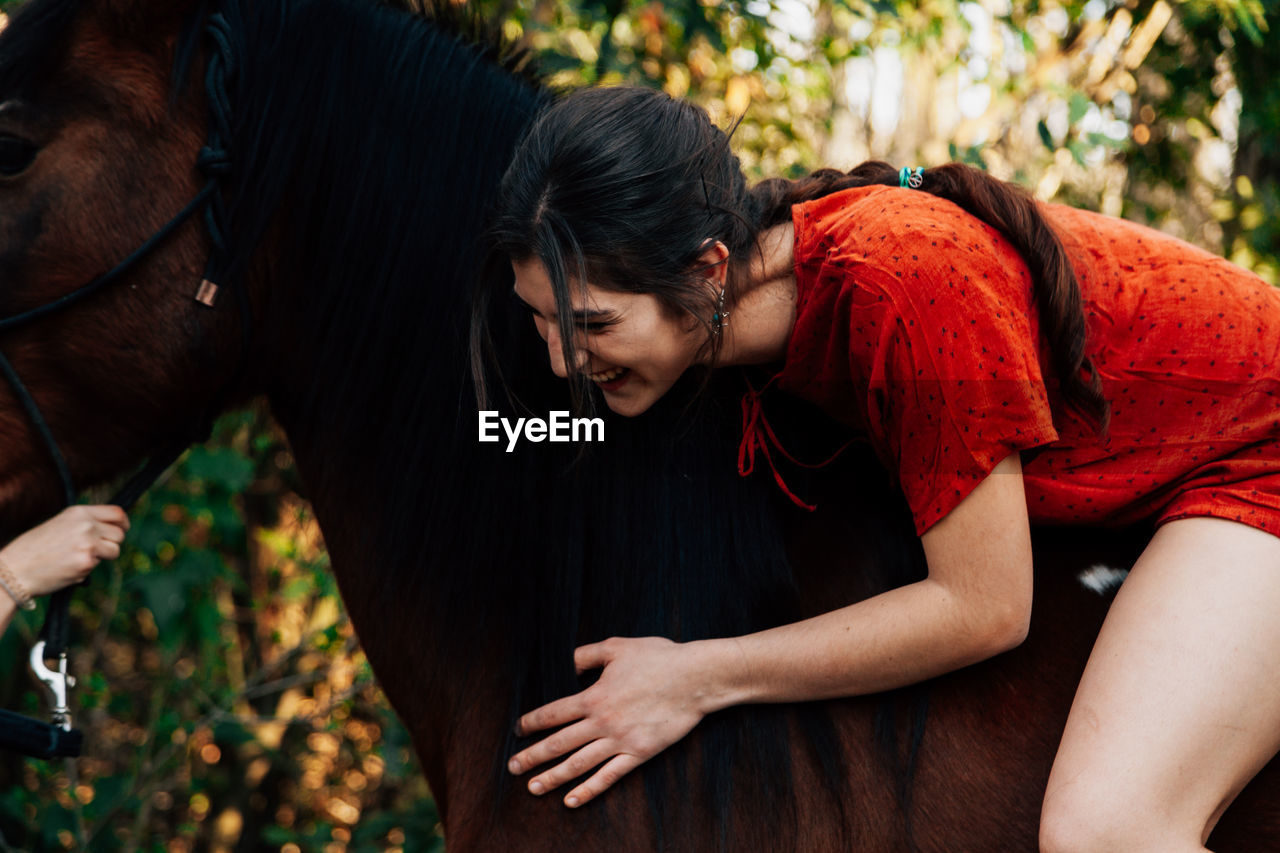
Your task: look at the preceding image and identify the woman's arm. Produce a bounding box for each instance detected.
[714,451,1033,701]
[0,505,130,634]
[509,453,1032,806]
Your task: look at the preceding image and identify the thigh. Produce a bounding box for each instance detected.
[1043,517,1280,846]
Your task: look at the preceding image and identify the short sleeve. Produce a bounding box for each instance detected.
[855,262,1058,535]
[784,187,1059,536]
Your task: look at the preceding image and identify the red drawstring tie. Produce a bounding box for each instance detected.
[737,385,851,512]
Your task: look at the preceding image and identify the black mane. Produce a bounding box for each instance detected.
[202,0,869,840]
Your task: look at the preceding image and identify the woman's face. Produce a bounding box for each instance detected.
[512,257,706,417]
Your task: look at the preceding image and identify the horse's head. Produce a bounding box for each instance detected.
[0,0,235,533]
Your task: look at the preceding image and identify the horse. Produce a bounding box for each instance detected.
[0,0,1276,848]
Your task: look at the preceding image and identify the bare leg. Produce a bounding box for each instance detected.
[1040,517,1280,853]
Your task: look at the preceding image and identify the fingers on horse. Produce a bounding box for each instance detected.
[573,639,616,673]
[510,718,597,774]
[564,753,644,808]
[517,693,585,737]
[527,738,617,795]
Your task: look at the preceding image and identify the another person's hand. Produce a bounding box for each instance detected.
[0,505,130,603]
[507,636,713,808]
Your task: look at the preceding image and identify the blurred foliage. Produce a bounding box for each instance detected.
[1,410,442,851]
[482,0,1276,280]
[0,0,1275,849]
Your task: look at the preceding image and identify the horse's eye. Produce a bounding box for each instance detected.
[0,135,37,176]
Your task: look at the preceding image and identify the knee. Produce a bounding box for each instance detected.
[1040,793,1135,853]
[1039,798,1123,853]
[1039,787,1198,853]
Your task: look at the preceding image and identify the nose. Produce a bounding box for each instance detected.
[543,324,588,379]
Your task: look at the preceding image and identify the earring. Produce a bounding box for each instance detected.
[710,285,729,337]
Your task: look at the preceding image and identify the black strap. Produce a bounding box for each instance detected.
[13,442,192,761]
[0,353,76,505]
[0,183,218,336]
[0,708,83,759]
[0,11,242,759]
[36,441,191,659]
[17,9,239,660]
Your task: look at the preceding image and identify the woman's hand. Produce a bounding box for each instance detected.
[507,636,720,808]
[0,505,130,599]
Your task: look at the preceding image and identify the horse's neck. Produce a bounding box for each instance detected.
[237,0,548,802]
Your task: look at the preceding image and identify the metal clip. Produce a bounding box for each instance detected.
[29,640,75,731]
[195,278,220,307]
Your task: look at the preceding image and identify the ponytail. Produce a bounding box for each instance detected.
[481,85,1107,434]
[747,161,1109,435]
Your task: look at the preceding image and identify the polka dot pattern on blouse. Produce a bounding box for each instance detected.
[768,185,1280,537]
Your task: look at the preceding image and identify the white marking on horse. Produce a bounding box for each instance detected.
[1077,564,1130,595]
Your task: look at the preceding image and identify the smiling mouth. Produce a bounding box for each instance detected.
[588,366,629,387]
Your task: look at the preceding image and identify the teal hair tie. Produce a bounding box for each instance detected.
[898,166,924,189]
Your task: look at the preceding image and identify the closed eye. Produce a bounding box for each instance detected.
[0,134,37,176]
[509,290,618,333]
[577,317,618,333]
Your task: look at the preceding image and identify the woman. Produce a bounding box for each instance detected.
[0,506,129,634]
[472,86,1280,852]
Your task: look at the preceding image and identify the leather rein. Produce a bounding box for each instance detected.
[0,11,245,759]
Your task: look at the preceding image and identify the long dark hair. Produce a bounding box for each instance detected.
[474,85,1109,433]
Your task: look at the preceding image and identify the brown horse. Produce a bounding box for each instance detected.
[0,0,1276,848]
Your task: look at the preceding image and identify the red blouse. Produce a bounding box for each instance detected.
[765,185,1280,537]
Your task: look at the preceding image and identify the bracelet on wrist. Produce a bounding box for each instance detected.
[0,558,36,611]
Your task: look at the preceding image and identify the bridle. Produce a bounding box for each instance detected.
[0,11,247,759]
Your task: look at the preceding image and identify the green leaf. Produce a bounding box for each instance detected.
[131,572,189,637]
[535,50,589,73]
[1085,131,1124,149]
[352,812,403,844]
[1038,120,1054,150]
[213,719,255,746]
[261,825,295,844]
[130,515,183,555]
[38,802,76,850]
[89,775,132,818]
[1068,91,1091,125]
[281,576,314,602]
[209,501,246,545]
[171,549,222,587]
[183,446,255,493]
[1234,5,1265,45]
